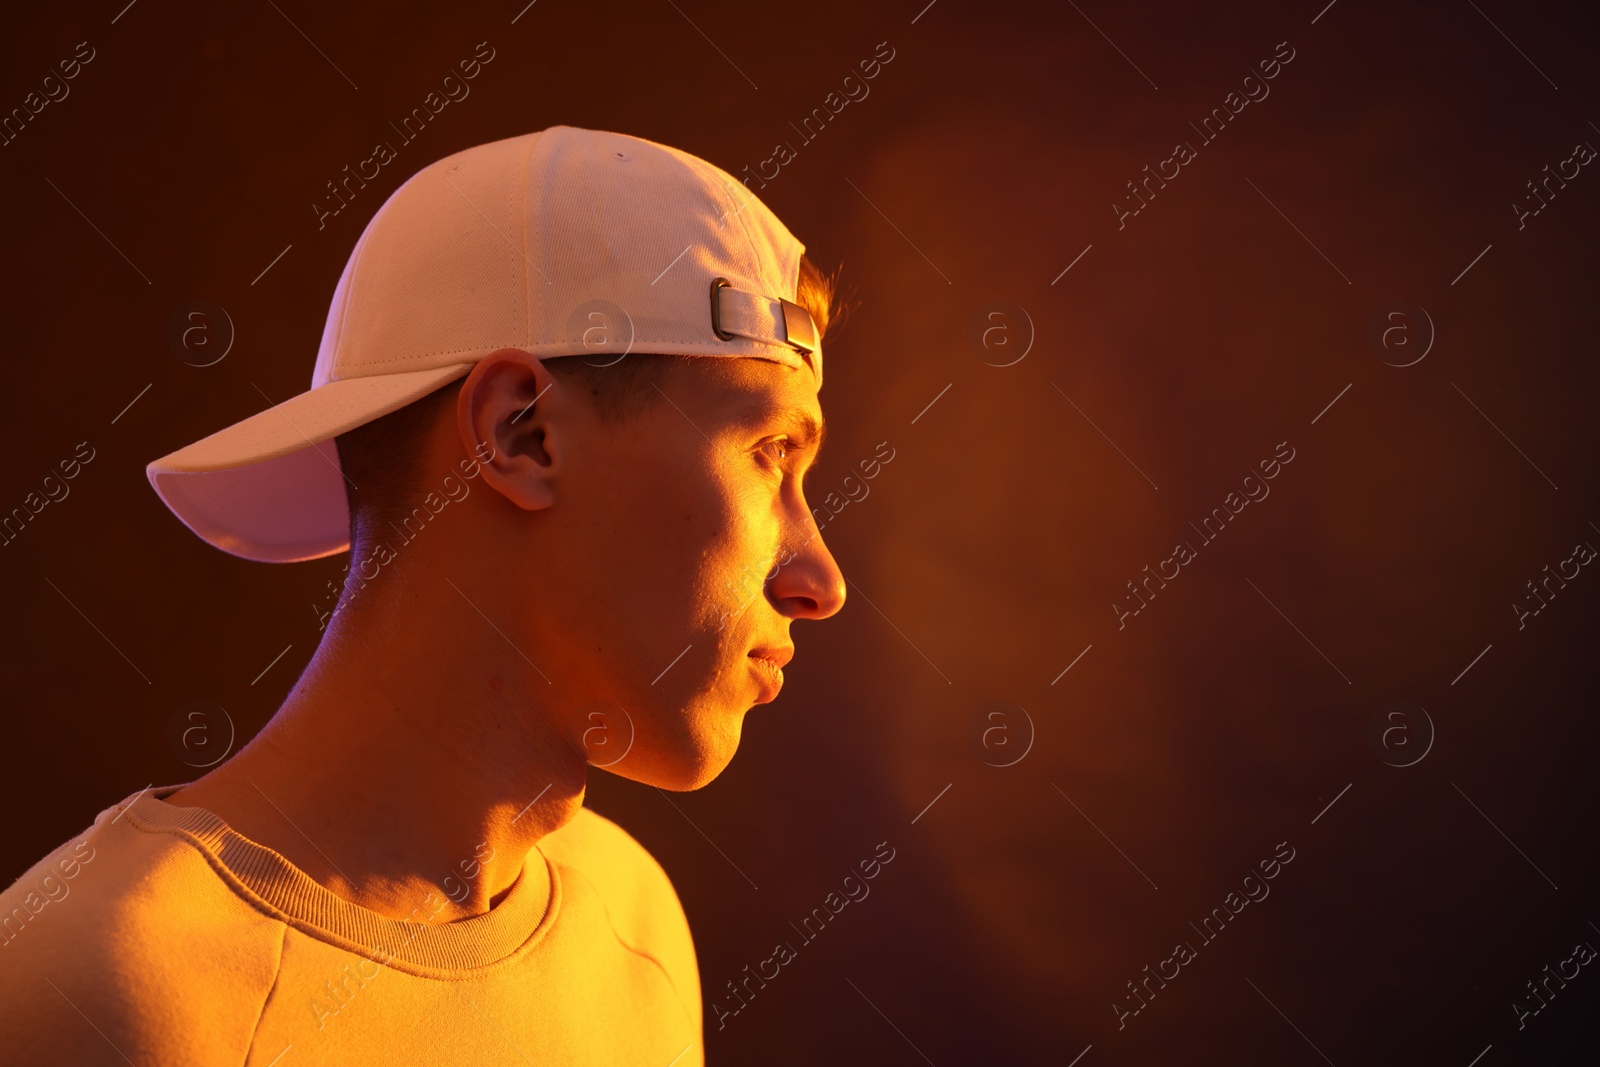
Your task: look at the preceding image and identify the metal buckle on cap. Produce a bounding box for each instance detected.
[709,276,818,356]
[779,297,816,355]
[709,277,737,341]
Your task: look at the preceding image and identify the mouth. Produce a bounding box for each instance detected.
[747,646,793,702]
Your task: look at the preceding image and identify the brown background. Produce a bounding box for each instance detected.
[3,0,1599,1062]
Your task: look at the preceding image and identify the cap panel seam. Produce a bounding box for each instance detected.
[327,206,382,376]
[518,129,543,347]
[719,162,764,278]
[686,154,764,292]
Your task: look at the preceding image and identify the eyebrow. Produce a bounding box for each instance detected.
[779,408,828,454]
[741,399,827,449]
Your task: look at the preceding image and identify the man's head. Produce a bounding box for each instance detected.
[146,126,844,791]
[329,254,846,790]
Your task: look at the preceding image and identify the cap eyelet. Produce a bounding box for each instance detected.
[709,277,736,341]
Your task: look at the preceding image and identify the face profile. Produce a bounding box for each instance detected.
[443,347,846,792]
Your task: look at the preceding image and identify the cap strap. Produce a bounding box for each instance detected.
[709,278,818,356]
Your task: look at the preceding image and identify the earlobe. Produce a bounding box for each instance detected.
[457,349,563,512]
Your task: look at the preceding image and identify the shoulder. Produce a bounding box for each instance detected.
[538,807,691,939]
[538,807,700,1015]
[0,795,286,1064]
[538,806,671,896]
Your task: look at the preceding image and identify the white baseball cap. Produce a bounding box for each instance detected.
[147,124,822,563]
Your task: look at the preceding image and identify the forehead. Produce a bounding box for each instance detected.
[680,355,824,436]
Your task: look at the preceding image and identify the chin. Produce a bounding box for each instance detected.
[602,709,746,791]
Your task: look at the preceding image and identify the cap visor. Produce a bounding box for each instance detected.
[147,365,473,563]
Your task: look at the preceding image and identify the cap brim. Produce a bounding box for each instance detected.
[147,364,474,563]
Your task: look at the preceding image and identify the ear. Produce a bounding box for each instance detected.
[456,349,569,511]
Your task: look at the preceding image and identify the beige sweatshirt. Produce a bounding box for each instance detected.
[0,785,702,1065]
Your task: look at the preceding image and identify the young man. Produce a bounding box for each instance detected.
[0,125,846,1064]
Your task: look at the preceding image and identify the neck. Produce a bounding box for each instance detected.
[170,562,584,924]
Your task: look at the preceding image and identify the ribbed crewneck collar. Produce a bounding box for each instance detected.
[111,785,557,976]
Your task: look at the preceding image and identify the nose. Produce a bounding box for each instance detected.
[767,522,846,620]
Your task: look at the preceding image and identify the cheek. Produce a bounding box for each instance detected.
[597,449,758,616]
[699,473,781,611]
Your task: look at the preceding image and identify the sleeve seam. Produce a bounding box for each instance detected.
[565,864,698,1030]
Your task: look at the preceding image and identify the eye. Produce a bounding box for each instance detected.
[757,438,790,467]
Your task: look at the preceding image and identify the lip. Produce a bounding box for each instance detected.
[747,646,793,703]
[749,646,794,669]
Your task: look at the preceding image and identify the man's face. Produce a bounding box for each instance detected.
[531,355,846,790]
